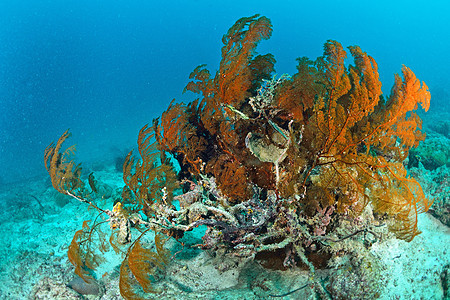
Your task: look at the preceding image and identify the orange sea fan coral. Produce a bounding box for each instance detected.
[44,129,84,196]
[156,99,208,175]
[123,124,179,215]
[172,15,276,202]
[217,14,273,107]
[119,233,170,298]
[273,41,432,241]
[274,56,323,121]
[166,19,432,242]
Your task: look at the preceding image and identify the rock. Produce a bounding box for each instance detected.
[67,275,101,296]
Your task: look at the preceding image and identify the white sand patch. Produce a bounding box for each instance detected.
[372,213,449,299]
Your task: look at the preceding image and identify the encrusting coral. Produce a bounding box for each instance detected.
[44,14,433,299]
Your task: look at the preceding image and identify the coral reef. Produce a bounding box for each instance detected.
[407,113,449,226]
[409,135,450,170]
[44,15,432,299]
[429,119,450,139]
[409,160,450,226]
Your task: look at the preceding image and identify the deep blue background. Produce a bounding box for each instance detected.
[1,0,449,184]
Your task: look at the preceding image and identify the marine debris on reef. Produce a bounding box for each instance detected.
[44,14,434,299]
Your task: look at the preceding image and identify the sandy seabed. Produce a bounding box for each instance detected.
[0,166,448,300]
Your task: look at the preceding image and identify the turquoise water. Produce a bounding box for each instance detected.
[0,1,449,299]
[1,0,449,185]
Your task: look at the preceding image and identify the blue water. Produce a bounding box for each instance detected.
[0,0,449,185]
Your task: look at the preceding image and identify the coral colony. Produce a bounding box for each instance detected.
[44,15,432,298]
